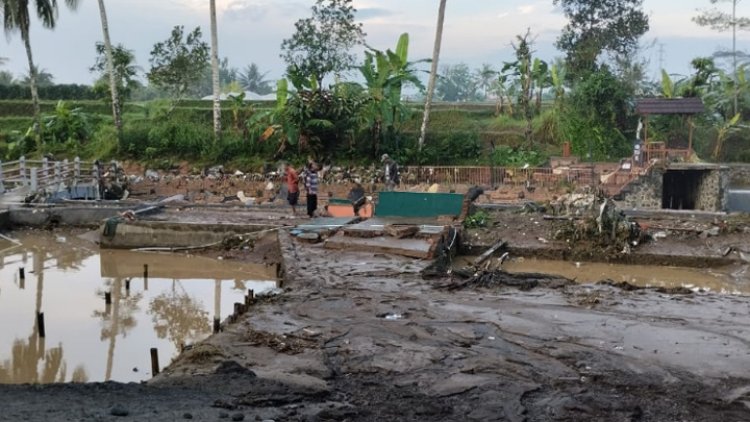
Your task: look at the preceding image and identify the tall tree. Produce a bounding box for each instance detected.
[475,64,497,100]
[238,63,272,95]
[280,0,365,88]
[553,0,649,77]
[0,70,14,85]
[90,43,140,109]
[693,0,750,115]
[147,26,209,105]
[502,30,541,146]
[418,0,447,152]
[209,0,221,141]
[20,66,53,87]
[2,0,80,142]
[96,0,122,139]
[436,63,479,102]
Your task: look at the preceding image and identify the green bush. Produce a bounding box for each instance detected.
[146,118,213,159]
[84,125,120,160]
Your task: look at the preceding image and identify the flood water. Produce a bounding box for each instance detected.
[0,232,278,384]
[501,258,749,295]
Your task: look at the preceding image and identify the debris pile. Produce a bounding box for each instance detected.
[552,195,645,260]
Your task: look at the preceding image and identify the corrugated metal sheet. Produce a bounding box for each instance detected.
[636,98,705,115]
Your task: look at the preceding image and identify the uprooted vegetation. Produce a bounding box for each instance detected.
[551,196,646,261]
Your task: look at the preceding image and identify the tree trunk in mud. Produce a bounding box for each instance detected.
[417,0,447,152]
[97,0,122,140]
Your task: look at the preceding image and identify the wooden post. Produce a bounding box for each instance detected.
[143,264,149,282]
[19,267,25,280]
[105,291,112,305]
[36,312,45,338]
[125,279,130,291]
[688,116,694,155]
[150,348,160,375]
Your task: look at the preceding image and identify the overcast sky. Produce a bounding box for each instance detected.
[0,0,748,85]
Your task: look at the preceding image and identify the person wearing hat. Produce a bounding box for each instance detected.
[381,154,399,191]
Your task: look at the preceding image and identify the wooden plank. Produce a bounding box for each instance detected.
[472,240,506,267]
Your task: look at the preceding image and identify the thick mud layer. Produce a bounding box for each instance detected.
[1,227,750,420]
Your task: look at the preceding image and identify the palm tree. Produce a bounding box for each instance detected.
[2,0,80,143]
[238,63,272,94]
[96,0,122,139]
[209,0,221,141]
[418,0,447,152]
[476,63,496,100]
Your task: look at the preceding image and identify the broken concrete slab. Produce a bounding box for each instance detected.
[343,217,448,239]
[325,231,437,259]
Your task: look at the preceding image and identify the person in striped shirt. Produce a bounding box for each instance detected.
[305,162,319,218]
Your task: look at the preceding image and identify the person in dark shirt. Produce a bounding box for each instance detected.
[304,163,319,218]
[347,180,366,216]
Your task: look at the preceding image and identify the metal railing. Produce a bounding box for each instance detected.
[399,166,596,188]
[0,156,99,198]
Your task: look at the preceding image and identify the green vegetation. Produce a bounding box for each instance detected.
[0,0,748,169]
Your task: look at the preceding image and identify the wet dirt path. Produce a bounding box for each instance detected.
[1,231,750,421]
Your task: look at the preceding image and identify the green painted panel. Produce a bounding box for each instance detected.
[376,192,464,217]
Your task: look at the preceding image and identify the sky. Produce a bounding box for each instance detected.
[0,0,748,85]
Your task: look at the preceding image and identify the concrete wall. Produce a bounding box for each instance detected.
[728,164,750,188]
[695,169,729,211]
[616,167,664,210]
[617,166,729,212]
[8,206,129,228]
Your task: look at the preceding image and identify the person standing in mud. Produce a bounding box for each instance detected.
[347,179,366,216]
[284,163,300,216]
[304,162,319,218]
[381,154,399,191]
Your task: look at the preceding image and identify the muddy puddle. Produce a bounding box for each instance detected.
[496,258,749,294]
[0,231,278,384]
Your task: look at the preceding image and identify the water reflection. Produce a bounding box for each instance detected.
[149,281,211,349]
[0,231,278,384]
[500,258,748,295]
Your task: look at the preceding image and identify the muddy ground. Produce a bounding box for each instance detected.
[2,224,750,421]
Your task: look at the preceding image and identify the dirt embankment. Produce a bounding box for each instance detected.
[3,228,749,421]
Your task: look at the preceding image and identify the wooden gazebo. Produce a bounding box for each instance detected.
[635,97,705,157]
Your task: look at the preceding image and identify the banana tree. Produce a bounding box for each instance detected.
[359,33,426,156]
[712,112,742,159]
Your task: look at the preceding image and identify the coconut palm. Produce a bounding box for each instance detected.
[2,0,80,143]
[96,0,122,139]
[476,64,496,100]
[418,0,447,152]
[238,63,272,95]
[209,0,221,141]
